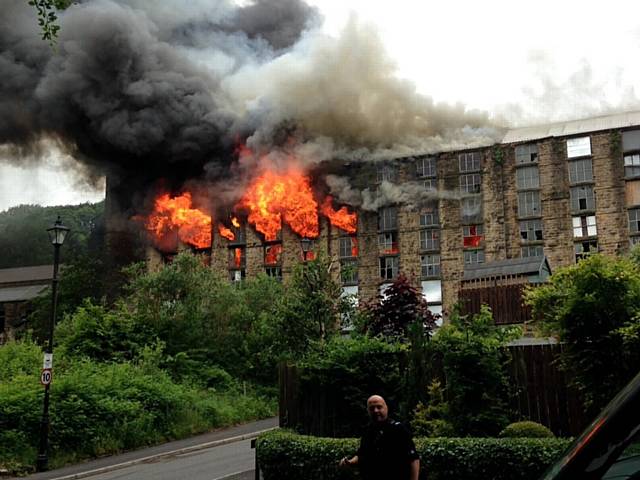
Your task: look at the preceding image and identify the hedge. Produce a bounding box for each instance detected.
[256,430,572,480]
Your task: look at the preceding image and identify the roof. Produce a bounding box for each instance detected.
[0,265,54,285]
[0,284,48,303]
[462,256,551,281]
[502,110,640,144]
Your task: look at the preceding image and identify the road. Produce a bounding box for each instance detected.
[22,417,277,480]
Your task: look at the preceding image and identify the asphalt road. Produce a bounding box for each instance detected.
[21,417,277,480]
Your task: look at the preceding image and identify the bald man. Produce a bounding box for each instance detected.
[339,395,421,480]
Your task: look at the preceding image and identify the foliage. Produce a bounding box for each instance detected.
[411,380,455,437]
[526,254,640,415]
[296,335,405,436]
[363,274,437,340]
[27,0,71,45]
[256,429,571,480]
[500,421,555,439]
[0,339,275,474]
[430,305,519,436]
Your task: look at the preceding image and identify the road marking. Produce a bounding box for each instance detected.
[211,470,251,480]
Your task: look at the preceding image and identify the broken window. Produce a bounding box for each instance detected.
[516,166,540,189]
[518,190,541,217]
[520,219,543,242]
[459,173,481,194]
[421,254,441,277]
[464,249,485,265]
[379,256,399,280]
[378,207,398,231]
[575,240,598,262]
[463,224,484,247]
[570,185,596,212]
[416,156,436,178]
[568,158,593,183]
[419,229,440,251]
[515,143,538,164]
[521,245,544,258]
[339,236,358,258]
[378,232,399,254]
[228,246,246,269]
[459,152,481,172]
[629,208,640,234]
[567,136,591,158]
[377,164,396,183]
[572,215,597,238]
[341,259,358,285]
[264,243,283,265]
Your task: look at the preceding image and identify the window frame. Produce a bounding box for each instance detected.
[629,208,640,234]
[518,190,541,218]
[378,207,398,231]
[340,258,359,285]
[515,143,539,164]
[379,256,399,280]
[419,228,440,251]
[568,158,594,184]
[458,152,481,172]
[416,156,437,178]
[567,136,592,158]
[376,164,396,183]
[420,254,441,278]
[570,185,596,212]
[459,173,482,194]
[521,245,544,258]
[572,215,598,238]
[464,249,485,265]
[519,219,544,242]
[516,165,540,190]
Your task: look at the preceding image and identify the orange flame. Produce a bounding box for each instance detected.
[145,193,211,248]
[231,216,240,228]
[351,237,359,257]
[233,247,243,268]
[321,197,357,234]
[218,224,235,241]
[265,244,282,265]
[238,169,319,241]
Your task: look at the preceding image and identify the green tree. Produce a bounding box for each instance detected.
[526,254,640,415]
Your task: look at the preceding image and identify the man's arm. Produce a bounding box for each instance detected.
[409,458,420,480]
[339,455,359,467]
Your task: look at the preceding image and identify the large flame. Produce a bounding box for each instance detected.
[320,196,357,234]
[145,193,211,248]
[218,224,235,241]
[238,168,319,241]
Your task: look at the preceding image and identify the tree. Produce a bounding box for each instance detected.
[28,0,72,45]
[526,254,640,415]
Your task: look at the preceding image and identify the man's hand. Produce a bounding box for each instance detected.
[339,455,358,467]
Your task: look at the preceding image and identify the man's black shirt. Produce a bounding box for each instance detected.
[357,418,419,480]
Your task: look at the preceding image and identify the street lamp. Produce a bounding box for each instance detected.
[36,216,69,472]
[300,237,312,262]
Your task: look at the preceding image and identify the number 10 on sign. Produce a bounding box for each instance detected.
[40,368,52,386]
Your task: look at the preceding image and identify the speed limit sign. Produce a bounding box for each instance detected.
[40,368,52,386]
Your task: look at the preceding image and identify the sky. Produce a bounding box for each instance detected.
[2,0,640,212]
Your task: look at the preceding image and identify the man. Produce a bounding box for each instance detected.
[339,395,421,480]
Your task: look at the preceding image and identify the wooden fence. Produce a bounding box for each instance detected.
[279,343,589,437]
[459,283,532,324]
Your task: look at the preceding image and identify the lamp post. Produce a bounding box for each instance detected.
[300,237,311,262]
[36,216,69,472]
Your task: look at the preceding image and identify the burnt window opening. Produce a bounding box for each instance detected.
[463,224,484,248]
[515,143,538,164]
[575,240,598,262]
[570,185,596,212]
[421,254,441,278]
[567,136,592,158]
[520,219,543,242]
[416,156,437,178]
[521,245,544,258]
[568,158,593,183]
[464,249,485,265]
[376,164,396,183]
[378,207,398,231]
[516,166,540,190]
[339,236,358,258]
[459,173,481,194]
[264,242,283,266]
[518,190,541,217]
[378,232,399,254]
[572,215,597,238]
[341,258,358,285]
[379,256,399,280]
[419,229,440,251]
[458,152,481,172]
[229,246,246,270]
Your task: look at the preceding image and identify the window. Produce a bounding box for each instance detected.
[459,152,481,172]
[572,215,597,238]
[515,143,538,164]
[380,256,399,280]
[229,269,245,282]
[461,196,482,222]
[567,136,591,158]
[575,240,598,262]
[568,158,593,183]
[518,191,541,217]
[626,180,640,206]
[416,156,436,178]
[624,154,640,178]
[419,229,440,251]
[421,254,441,277]
[378,232,399,254]
[229,246,246,269]
[520,219,543,242]
[521,245,544,258]
[516,166,540,189]
[570,185,596,212]
[264,243,283,265]
[631,236,640,246]
[464,249,485,264]
[341,259,358,285]
[460,173,481,193]
[339,236,358,258]
[463,224,484,247]
[377,164,395,183]
[421,280,443,324]
[629,209,640,234]
[265,266,282,280]
[420,206,439,227]
[378,207,398,231]
[423,178,437,191]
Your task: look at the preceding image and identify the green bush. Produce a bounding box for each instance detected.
[256,430,571,480]
[411,381,455,437]
[500,421,555,438]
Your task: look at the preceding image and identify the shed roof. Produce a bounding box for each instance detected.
[0,284,48,303]
[0,265,54,285]
[462,256,550,281]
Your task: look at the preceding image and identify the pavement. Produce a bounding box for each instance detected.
[18,417,278,480]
